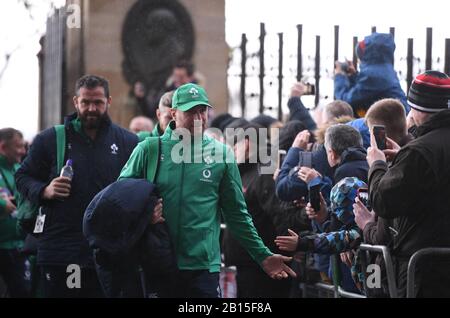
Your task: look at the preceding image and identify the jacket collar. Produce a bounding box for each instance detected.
[340,147,367,165]
[152,123,162,137]
[0,154,12,169]
[416,110,450,137]
[64,112,112,140]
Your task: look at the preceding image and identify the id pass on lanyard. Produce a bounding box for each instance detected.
[34,207,46,234]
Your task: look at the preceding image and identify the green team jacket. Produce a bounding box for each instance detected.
[119,122,272,272]
[0,155,24,249]
[136,124,161,142]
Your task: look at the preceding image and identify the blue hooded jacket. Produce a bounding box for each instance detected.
[334,33,409,117]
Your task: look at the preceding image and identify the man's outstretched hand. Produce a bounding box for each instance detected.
[261,254,297,280]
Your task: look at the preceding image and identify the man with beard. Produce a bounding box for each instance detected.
[16,75,138,297]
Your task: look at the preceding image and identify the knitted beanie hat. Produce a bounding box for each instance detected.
[407,71,450,113]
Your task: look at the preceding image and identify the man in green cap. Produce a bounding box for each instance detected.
[119,83,295,298]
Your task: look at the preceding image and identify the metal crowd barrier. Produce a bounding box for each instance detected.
[300,254,367,298]
[359,244,398,298]
[312,282,366,298]
[301,244,398,298]
[406,247,450,298]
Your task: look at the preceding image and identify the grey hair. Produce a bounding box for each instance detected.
[324,124,362,156]
[159,91,174,110]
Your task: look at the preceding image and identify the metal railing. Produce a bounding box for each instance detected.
[359,244,398,298]
[312,282,366,298]
[406,247,450,298]
[301,244,398,298]
[230,24,450,118]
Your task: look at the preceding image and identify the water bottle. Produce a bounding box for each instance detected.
[60,159,74,180]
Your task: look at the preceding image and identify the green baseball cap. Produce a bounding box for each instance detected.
[172,83,212,111]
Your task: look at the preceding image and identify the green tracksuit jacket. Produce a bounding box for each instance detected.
[0,155,24,249]
[136,123,162,142]
[119,122,272,272]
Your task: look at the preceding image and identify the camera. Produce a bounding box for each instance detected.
[339,62,349,73]
[303,83,315,95]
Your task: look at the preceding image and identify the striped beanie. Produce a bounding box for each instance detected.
[407,71,450,113]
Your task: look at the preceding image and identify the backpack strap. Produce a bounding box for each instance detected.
[146,137,161,183]
[54,125,66,173]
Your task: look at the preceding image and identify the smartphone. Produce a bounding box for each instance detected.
[373,125,387,150]
[357,188,370,209]
[309,184,321,212]
[303,83,316,95]
[298,151,313,168]
[278,150,287,169]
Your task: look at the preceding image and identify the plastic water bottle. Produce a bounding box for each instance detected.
[60,159,74,180]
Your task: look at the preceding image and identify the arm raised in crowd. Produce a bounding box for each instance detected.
[368,148,434,219]
[275,147,308,202]
[288,98,317,131]
[288,82,317,130]
[334,71,379,109]
[367,128,434,220]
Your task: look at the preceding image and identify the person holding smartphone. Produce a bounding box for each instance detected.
[366,71,450,297]
[275,177,367,293]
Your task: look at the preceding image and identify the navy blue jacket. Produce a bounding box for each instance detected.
[288,97,317,131]
[275,146,368,202]
[84,179,178,297]
[15,113,138,266]
[334,33,409,117]
[276,145,332,202]
[334,147,369,184]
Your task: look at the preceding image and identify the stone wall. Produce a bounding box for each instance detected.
[64,0,227,129]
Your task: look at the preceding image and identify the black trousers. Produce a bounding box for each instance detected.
[0,249,31,298]
[41,265,104,298]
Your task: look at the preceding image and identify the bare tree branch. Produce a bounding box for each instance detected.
[0,0,58,82]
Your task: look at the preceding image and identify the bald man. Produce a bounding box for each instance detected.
[129,116,154,134]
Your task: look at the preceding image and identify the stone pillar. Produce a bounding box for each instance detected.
[64,0,227,129]
[179,0,228,115]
